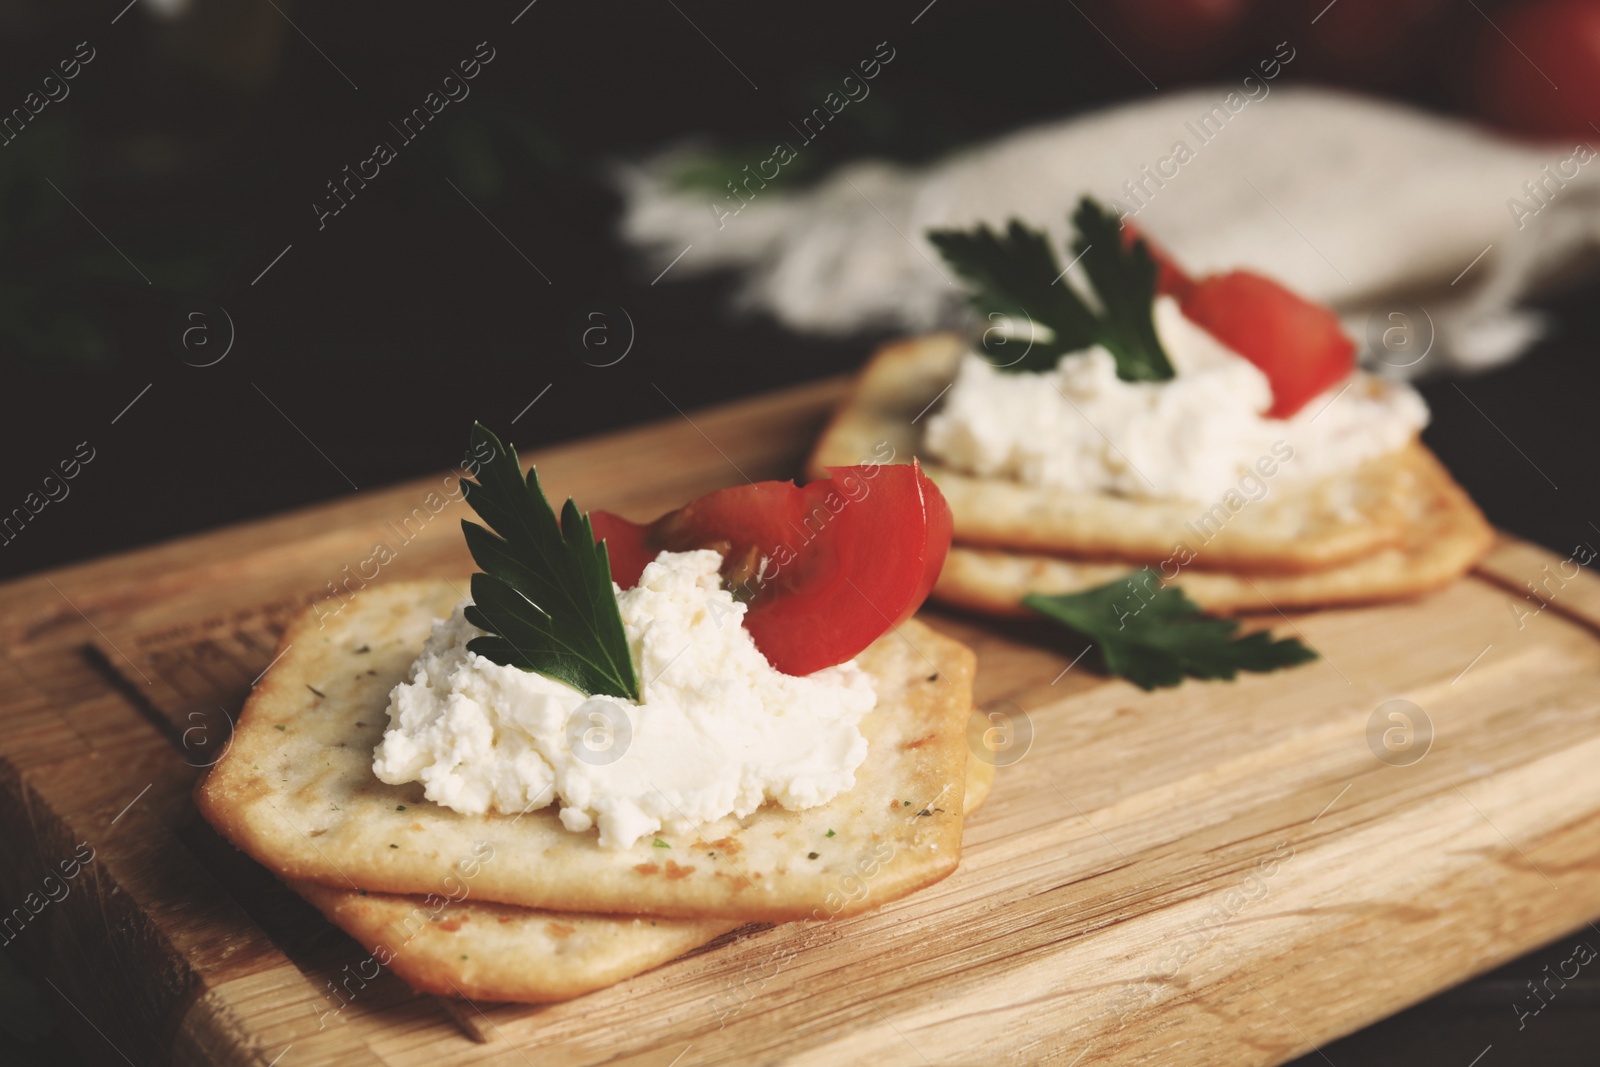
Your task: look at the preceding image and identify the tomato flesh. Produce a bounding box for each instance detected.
[1178,271,1354,419]
[1122,219,1355,418]
[589,463,951,677]
[1121,220,1196,301]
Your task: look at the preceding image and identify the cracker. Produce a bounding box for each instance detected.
[289,880,739,1003]
[808,334,1424,573]
[197,581,976,922]
[959,722,996,813]
[282,746,995,1004]
[934,446,1494,616]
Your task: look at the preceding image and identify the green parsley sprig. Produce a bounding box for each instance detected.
[459,423,639,701]
[1024,575,1316,690]
[928,197,1174,381]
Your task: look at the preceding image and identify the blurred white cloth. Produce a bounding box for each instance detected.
[619,86,1600,373]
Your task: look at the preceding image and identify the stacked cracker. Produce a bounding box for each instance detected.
[809,336,1494,617]
[197,580,991,1004]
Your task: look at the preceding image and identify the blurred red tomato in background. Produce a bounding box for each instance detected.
[1115,0,1253,51]
[1311,0,1446,71]
[1102,0,1255,81]
[1091,0,1598,139]
[1477,0,1600,137]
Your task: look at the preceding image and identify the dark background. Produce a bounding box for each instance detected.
[0,0,1596,1063]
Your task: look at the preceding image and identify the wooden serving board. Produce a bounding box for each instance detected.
[3,377,1599,1067]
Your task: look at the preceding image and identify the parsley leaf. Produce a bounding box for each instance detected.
[1069,199,1172,382]
[927,220,1098,371]
[928,197,1174,381]
[1024,575,1316,691]
[459,423,639,701]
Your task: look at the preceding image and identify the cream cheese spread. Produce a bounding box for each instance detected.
[372,549,877,849]
[923,298,1428,503]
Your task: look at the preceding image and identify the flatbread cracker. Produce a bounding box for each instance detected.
[961,725,996,813]
[291,882,737,1003]
[197,580,976,922]
[282,750,995,1004]
[808,334,1423,573]
[935,446,1494,616]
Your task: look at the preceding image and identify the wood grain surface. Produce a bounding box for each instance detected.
[2,376,1598,1067]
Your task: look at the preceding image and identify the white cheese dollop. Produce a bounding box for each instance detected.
[372,549,877,850]
[923,298,1429,503]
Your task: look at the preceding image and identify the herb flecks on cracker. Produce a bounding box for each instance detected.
[1024,577,1316,690]
[928,197,1174,382]
[459,422,640,701]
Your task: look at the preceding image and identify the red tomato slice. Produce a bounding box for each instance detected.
[1122,221,1353,418]
[1178,271,1355,419]
[1121,220,1196,301]
[588,462,951,677]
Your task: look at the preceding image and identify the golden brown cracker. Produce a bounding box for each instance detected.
[808,334,1423,573]
[289,880,739,1004]
[197,581,976,922]
[934,447,1493,616]
[283,751,995,1005]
